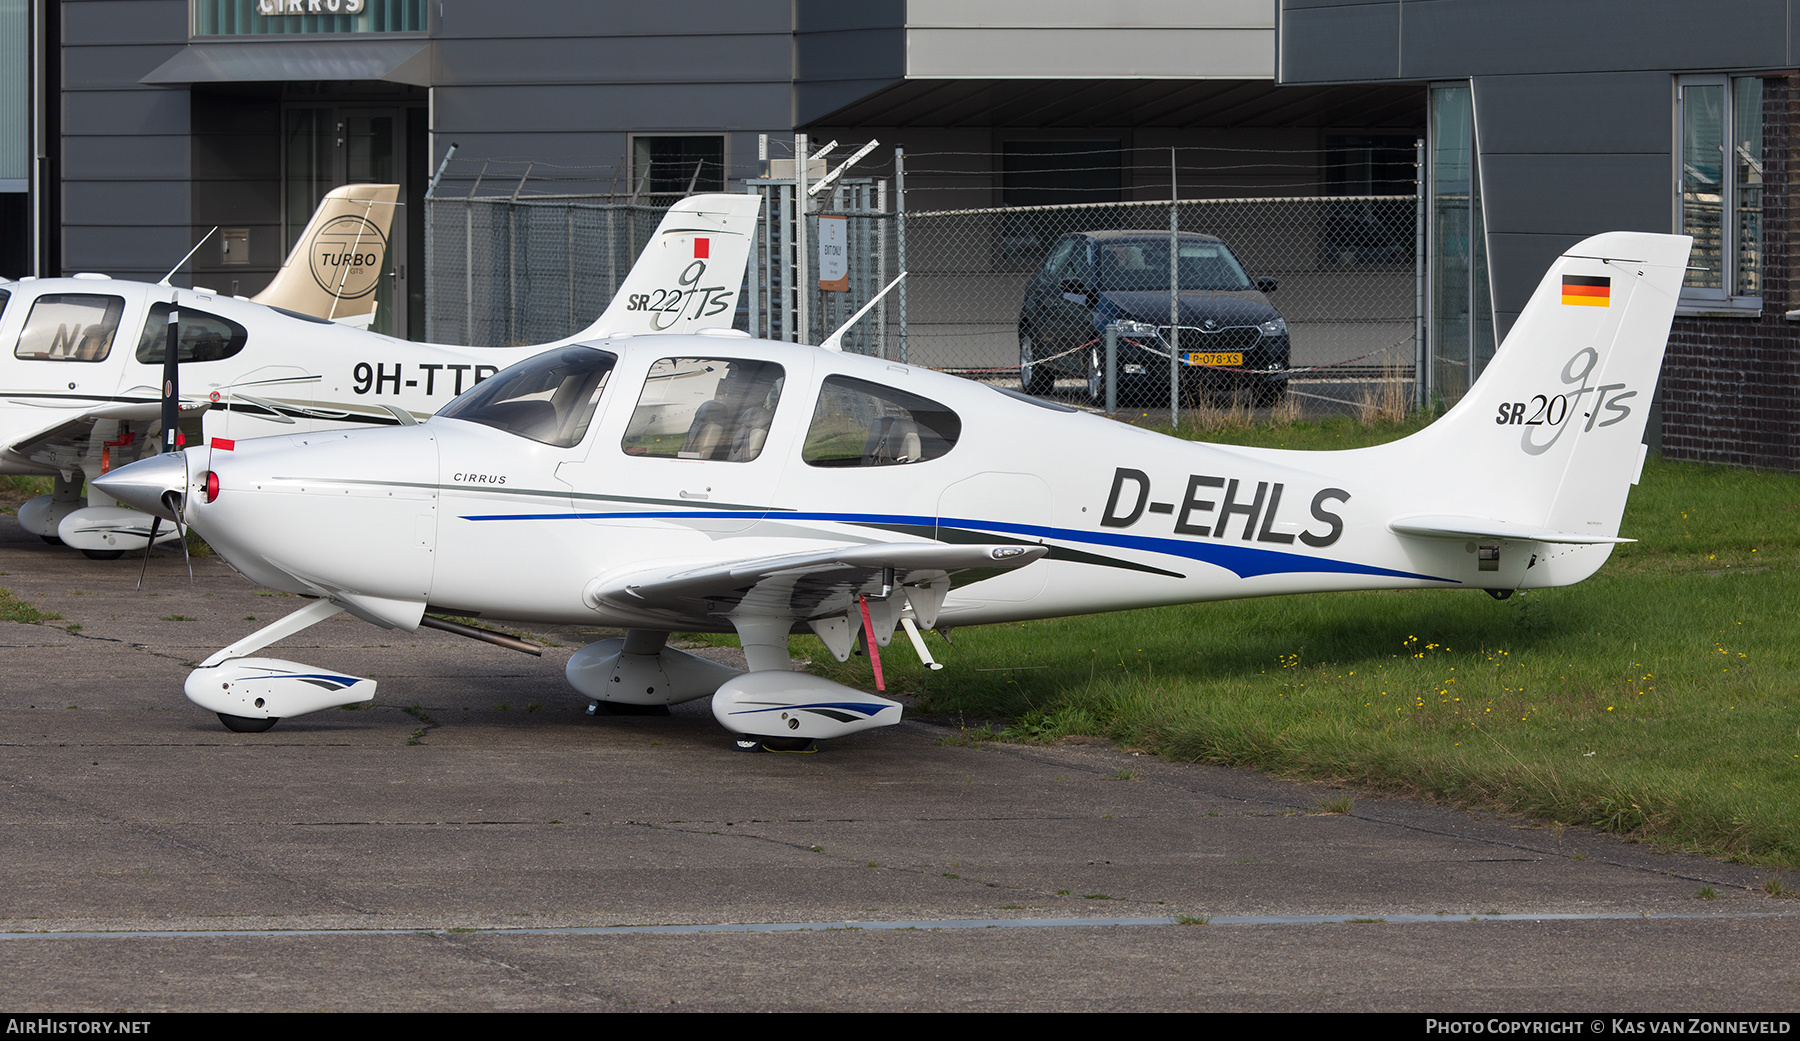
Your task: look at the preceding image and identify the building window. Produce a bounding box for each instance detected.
[631,137,725,199]
[1678,76,1763,305]
[1426,82,1494,406]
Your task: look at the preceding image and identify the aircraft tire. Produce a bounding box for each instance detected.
[40,535,63,546]
[217,713,280,733]
[81,549,125,561]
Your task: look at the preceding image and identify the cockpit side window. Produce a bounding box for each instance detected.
[13,294,126,362]
[802,375,960,467]
[134,303,249,364]
[435,345,617,448]
[621,357,787,462]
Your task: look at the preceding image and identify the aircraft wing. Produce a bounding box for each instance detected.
[1,399,208,473]
[589,542,1048,648]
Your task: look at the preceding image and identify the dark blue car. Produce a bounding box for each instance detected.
[1017,231,1290,406]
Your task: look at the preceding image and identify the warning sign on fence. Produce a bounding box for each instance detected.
[818,215,848,291]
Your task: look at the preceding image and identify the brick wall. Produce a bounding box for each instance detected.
[1661,74,1800,473]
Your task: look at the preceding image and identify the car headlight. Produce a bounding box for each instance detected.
[1258,317,1287,337]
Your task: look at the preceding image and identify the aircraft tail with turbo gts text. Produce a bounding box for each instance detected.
[251,183,400,328]
[1375,232,1690,582]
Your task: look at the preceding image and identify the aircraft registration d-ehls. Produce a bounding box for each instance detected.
[3,193,760,557]
[98,232,1690,751]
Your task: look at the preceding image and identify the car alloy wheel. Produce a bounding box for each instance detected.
[1019,330,1052,396]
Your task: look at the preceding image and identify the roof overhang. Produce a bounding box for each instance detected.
[141,38,431,87]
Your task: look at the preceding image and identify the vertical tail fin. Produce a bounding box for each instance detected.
[576,193,763,339]
[1388,232,1690,554]
[250,183,400,327]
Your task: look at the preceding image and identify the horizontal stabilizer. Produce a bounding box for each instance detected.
[1388,514,1633,545]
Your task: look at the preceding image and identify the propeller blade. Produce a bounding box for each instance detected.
[136,515,162,592]
[160,292,181,455]
[167,489,193,585]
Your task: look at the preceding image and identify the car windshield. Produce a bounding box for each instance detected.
[1095,239,1252,292]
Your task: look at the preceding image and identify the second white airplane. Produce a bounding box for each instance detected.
[99,231,1690,751]
[3,193,761,558]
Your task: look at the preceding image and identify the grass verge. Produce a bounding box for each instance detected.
[795,415,1800,870]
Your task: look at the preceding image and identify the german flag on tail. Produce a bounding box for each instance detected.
[1562,274,1611,307]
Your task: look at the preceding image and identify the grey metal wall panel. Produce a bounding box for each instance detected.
[796,28,905,82]
[1278,4,1398,84]
[57,0,188,46]
[433,35,794,86]
[1475,73,1670,155]
[61,226,193,278]
[1283,0,1798,82]
[62,0,190,277]
[1401,0,1789,80]
[434,82,793,134]
[62,180,191,225]
[62,135,191,180]
[436,0,791,40]
[1480,152,1669,236]
[1486,230,1590,335]
[63,43,198,90]
[794,21,906,125]
[63,90,189,136]
[796,0,903,33]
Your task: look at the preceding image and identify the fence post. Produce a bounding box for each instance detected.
[779,183,794,342]
[876,177,888,359]
[1414,135,1428,410]
[1168,146,1181,426]
[795,133,810,344]
[745,183,762,337]
[895,147,907,364]
[1105,322,1118,414]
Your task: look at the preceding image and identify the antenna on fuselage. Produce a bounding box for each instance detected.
[819,272,906,353]
[158,228,219,288]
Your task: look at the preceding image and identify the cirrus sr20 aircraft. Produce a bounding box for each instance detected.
[98,232,1689,753]
[2,192,760,558]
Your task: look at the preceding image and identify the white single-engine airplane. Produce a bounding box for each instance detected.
[98,232,1689,750]
[3,193,760,558]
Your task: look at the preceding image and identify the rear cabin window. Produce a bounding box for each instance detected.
[13,294,126,362]
[802,375,960,467]
[134,303,249,364]
[621,357,786,463]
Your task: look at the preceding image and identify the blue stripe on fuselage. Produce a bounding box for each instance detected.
[456,507,1454,583]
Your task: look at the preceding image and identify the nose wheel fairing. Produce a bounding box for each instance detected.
[185,657,376,721]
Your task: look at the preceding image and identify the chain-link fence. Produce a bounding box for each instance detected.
[423,147,1424,414]
[901,195,1417,380]
[743,179,900,357]
[425,196,674,345]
